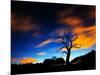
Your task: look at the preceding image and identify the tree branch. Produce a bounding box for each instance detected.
[61,51,68,54]
[72,34,78,41]
[58,40,66,45]
[59,46,66,50]
[72,44,81,48]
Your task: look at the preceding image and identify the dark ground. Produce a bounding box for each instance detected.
[11,50,96,75]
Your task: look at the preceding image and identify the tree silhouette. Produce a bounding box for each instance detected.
[57,31,81,64]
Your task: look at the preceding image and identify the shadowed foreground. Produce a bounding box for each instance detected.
[11,50,96,74]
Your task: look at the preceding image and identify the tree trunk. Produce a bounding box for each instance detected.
[66,49,71,64]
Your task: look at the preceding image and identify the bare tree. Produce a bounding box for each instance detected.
[57,31,81,64]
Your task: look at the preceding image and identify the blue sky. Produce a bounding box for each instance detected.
[11,1,96,64]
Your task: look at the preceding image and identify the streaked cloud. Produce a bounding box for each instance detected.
[73,26,96,49]
[35,39,54,48]
[37,52,46,56]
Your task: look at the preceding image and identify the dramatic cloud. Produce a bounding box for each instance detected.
[19,57,37,64]
[11,13,40,32]
[37,52,46,56]
[72,26,96,49]
[56,26,95,50]
[46,25,95,50]
[56,6,96,28]
[56,7,84,28]
[55,6,96,50]
[35,39,54,48]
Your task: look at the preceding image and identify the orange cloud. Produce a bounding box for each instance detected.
[56,7,96,50]
[19,57,37,64]
[55,25,96,51]
[73,26,96,49]
[11,13,39,32]
[61,26,96,50]
[59,17,83,28]
[56,6,96,28]
[56,7,84,28]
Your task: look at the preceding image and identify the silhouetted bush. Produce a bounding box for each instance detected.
[43,57,65,65]
[43,59,56,64]
[56,58,65,64]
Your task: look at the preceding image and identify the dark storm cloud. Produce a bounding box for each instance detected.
[88,6,96,18]
[11,13,40,32]
[56,6,96,28]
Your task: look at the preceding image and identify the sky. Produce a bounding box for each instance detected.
[11,1,96,64]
